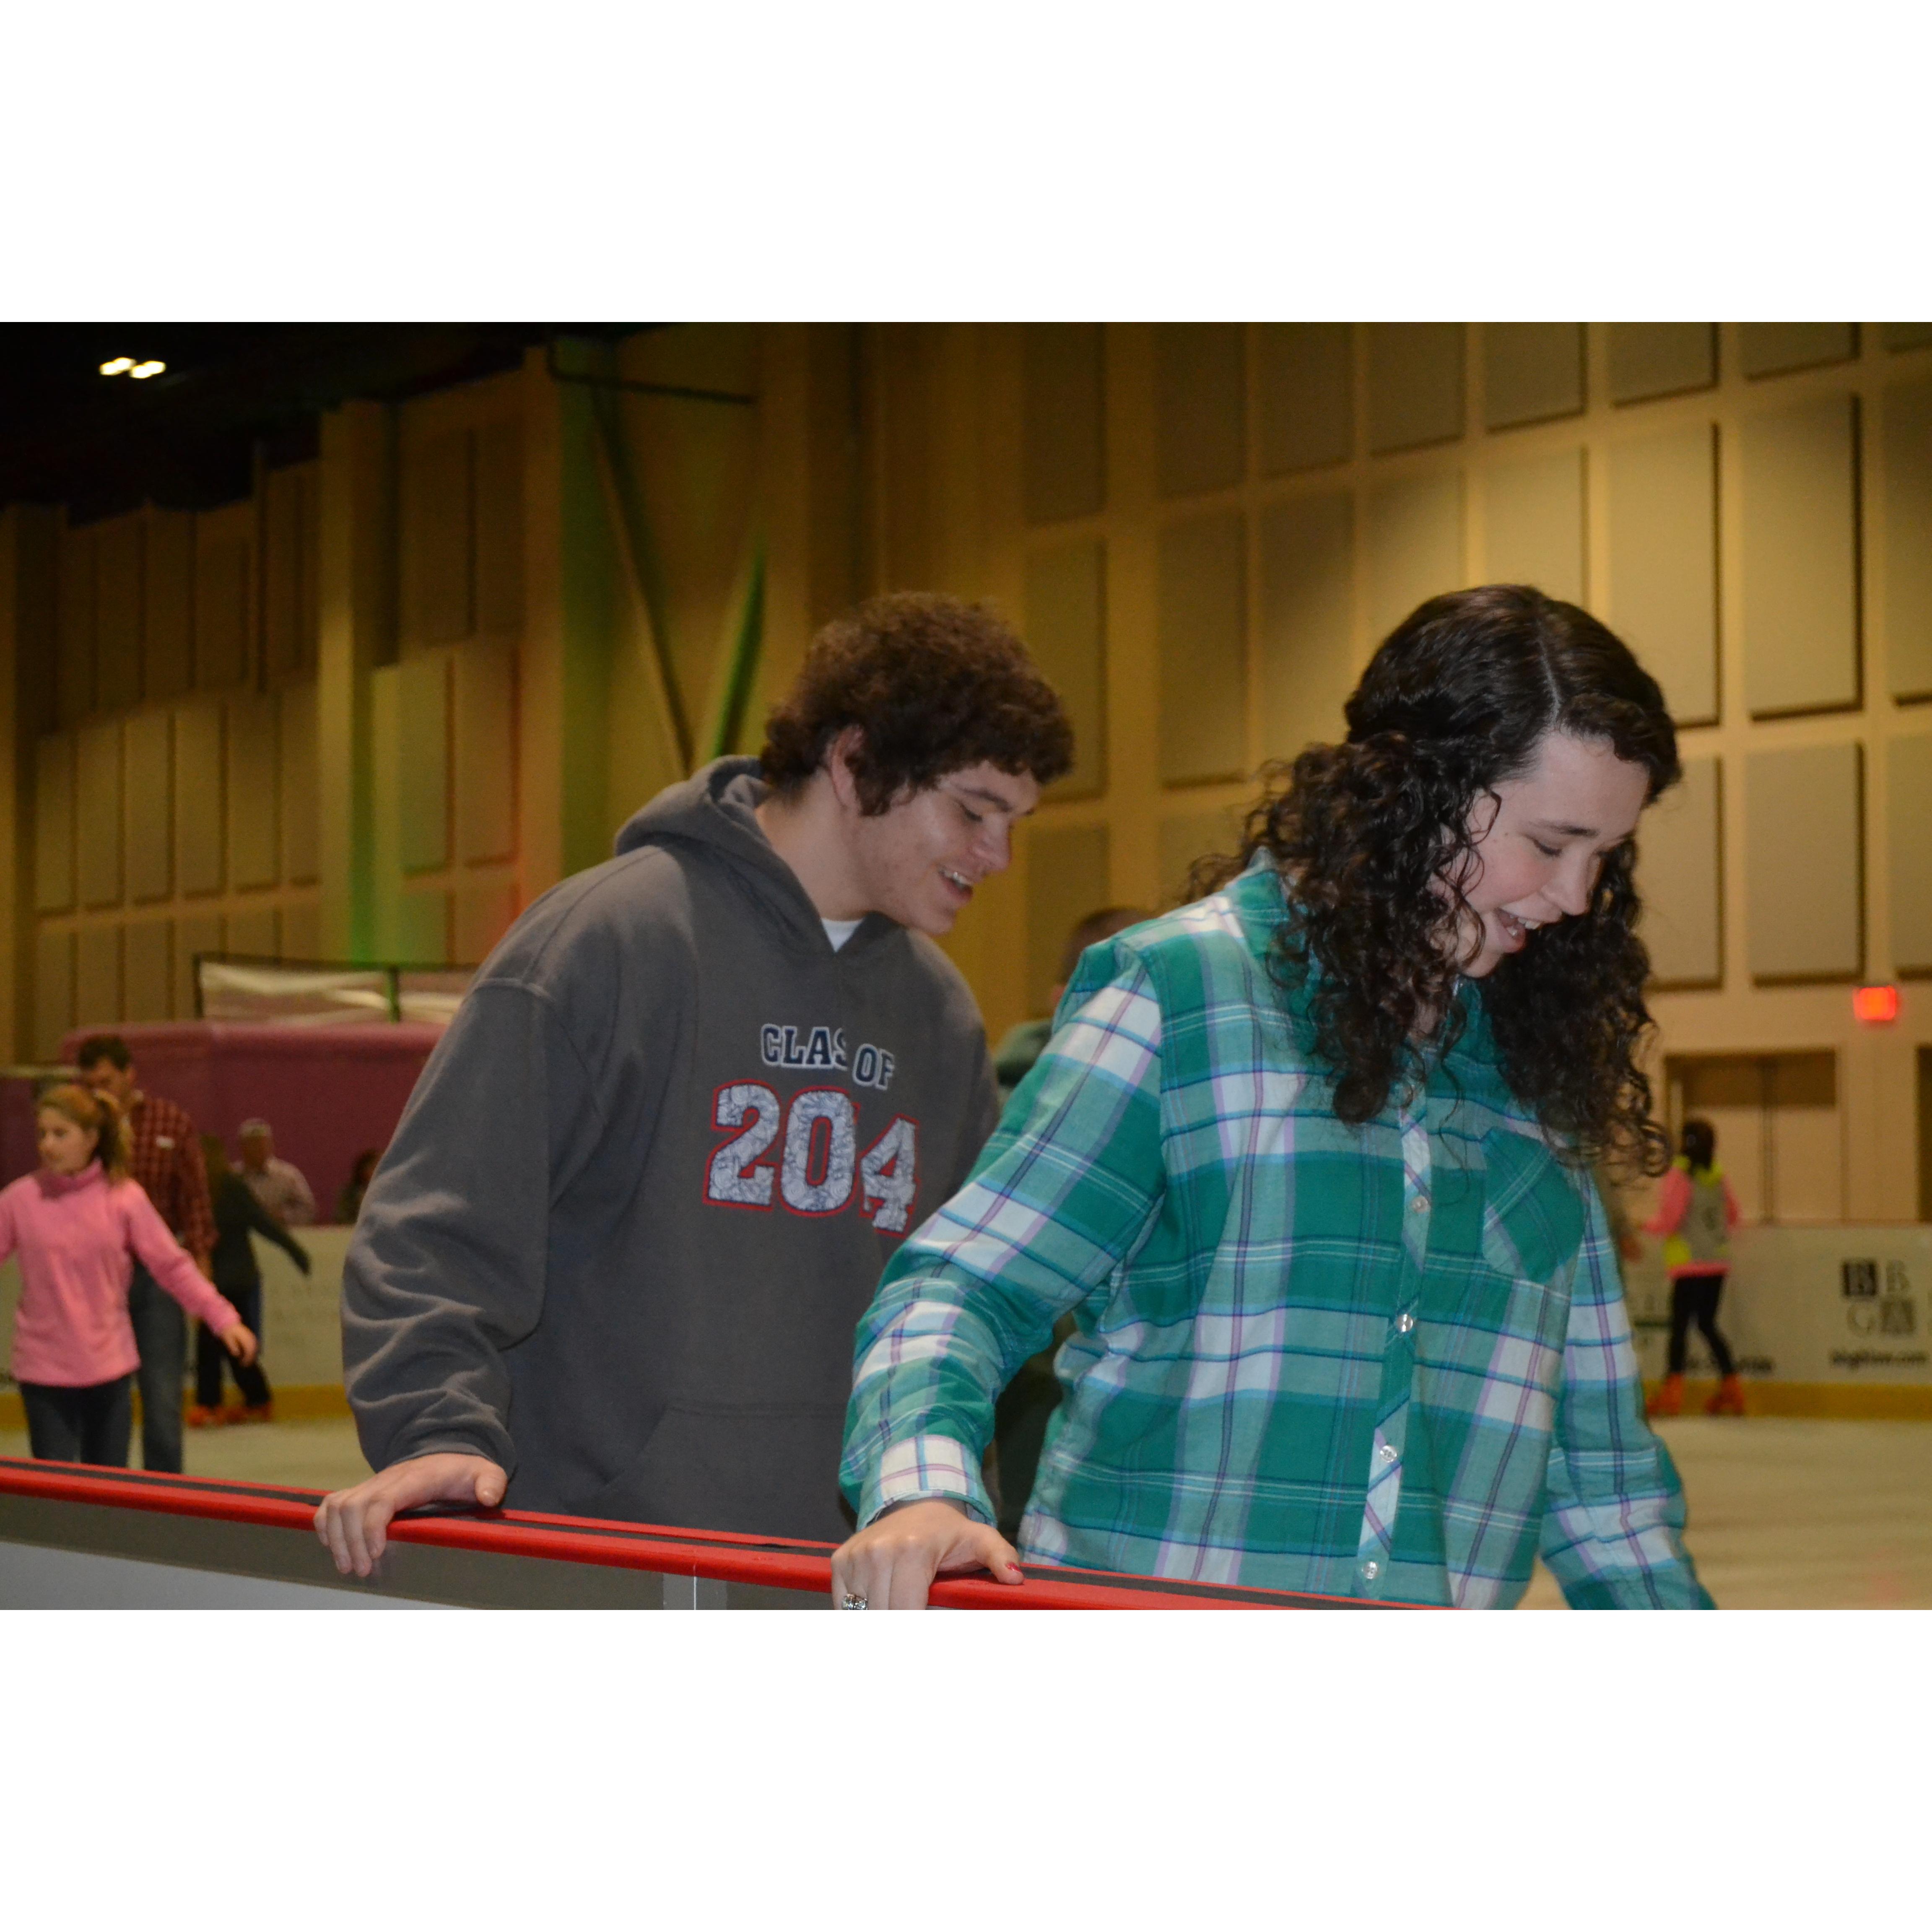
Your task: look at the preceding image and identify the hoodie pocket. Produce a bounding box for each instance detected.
[569,1402,854,1544]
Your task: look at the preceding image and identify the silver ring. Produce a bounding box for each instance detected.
[841,1592,869,1611]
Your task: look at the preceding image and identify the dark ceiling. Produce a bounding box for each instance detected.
[0,323,634,524]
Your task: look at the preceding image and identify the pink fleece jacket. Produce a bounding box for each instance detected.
[1,1162,242,1388]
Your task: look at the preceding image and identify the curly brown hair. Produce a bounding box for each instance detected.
[1200,585,1680,1174]
[760,593,1074,813]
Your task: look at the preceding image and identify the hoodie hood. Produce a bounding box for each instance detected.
[615,756,890,960]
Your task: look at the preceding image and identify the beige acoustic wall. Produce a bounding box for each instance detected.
[21,480,325,1057]
[9,323,1929,1224]
[833,322,1932,1223]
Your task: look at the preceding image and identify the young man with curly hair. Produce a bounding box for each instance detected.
[316,593,1072,1574]
[835,585,1714,1610]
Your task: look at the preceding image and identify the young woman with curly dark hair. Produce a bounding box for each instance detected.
[834,584,1712,1611]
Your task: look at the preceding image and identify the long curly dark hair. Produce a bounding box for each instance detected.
[1200,585,1680,1174]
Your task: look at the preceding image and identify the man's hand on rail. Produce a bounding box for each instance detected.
[314,1453,508,1577]
[829,1497,1023,1610]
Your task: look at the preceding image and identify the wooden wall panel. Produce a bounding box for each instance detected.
[280,898,322,964]
[35,927,75,1059]
[57,525,95,726]
[873,325,940,595]
[1605,425,1718,724]
[475,419,525,636]
[454,639,517,861]
[1741,323,1857,379]
[1155,324,1246,498]
[1025,823,1110,1017]
[224,692,280,891]
[1366,470,1464,644]
[1257,323,1353,476]
[1890,735,1932,974]
[1023,325,1105,525]
[1368,324,1464,454]
[174,912,222,1014]
[143,509,195,700]
[1158,805,1242,908]
[280,680,320,885]
[1607,324,1716,405]
[1882,379,1932,700]
[454,878,518,967]
[1257,490,1354,763]
[1156,512,1248,785]
[194,527,251,691]
[1745,742,1862,982]
[1484,324,1585,431]
[263,465,308,681]
[122,919,172,1023]
[1485,447,1585,605]
[1883,324,1932,352]
[1023,542,1106,801]
[1638,756,1722,987]
[402,429,475,647]
[99,529,148,673]
[225,904,279,960]
[94,514,143,712]
[174,702,224,896]
[123,709,172,903]
[75,926,122,1026]
[398,651,452,873]
[75,720,123,908]
[1740,397,1860,717]
[394,888,449,965]
[34,735,74,913]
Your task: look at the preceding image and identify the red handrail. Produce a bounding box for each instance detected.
[0,1457,1392,1610]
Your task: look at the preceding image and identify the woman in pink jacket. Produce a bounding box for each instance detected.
[4,1083,256,1468]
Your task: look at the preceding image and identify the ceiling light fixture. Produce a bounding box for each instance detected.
[130,360,166,379]
[99,357,135,375]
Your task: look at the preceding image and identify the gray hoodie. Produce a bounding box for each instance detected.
[341,758,999,1542]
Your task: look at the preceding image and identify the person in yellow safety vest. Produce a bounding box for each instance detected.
[1640,1116,1742,1417]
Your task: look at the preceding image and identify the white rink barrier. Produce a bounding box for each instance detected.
[8,1221,1929,1423]
[1623,1224,1932,1411]
[2,1226,354,1415]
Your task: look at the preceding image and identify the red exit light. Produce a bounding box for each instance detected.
[1853,984,1900,1024]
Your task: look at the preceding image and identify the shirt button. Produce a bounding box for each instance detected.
[1397,1311,1415,1334]
[1361,1560,1380,1580]
[1377,1443,1397,1465]
[1410,1195,1430,1214]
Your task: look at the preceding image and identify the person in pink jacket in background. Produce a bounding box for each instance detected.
[1640,1115,1743,1418]
[3,1084,256,1469]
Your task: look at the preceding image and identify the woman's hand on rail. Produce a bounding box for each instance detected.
[219,1322,257,1366]
[314,1453,508,1577]
[829,1498,1023,1610]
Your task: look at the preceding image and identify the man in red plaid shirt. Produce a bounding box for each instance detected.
[76,1034,217,1474]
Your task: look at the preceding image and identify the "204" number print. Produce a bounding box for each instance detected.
[705,1083,919,1232]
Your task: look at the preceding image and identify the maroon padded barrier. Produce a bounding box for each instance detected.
[53,1021,441,1219]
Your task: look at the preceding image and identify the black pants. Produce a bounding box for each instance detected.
[126,1263,185,1473]
[1667,1271,1735,1378]
[195,1282,270,1410]
[20,1375,134,1467]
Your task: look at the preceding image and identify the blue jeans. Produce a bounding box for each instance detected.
[127,1263,186,1473]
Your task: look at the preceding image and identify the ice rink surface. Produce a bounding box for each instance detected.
[8,1413,1932,1607]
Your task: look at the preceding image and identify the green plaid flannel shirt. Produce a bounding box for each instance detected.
[841,863,1711,1608]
